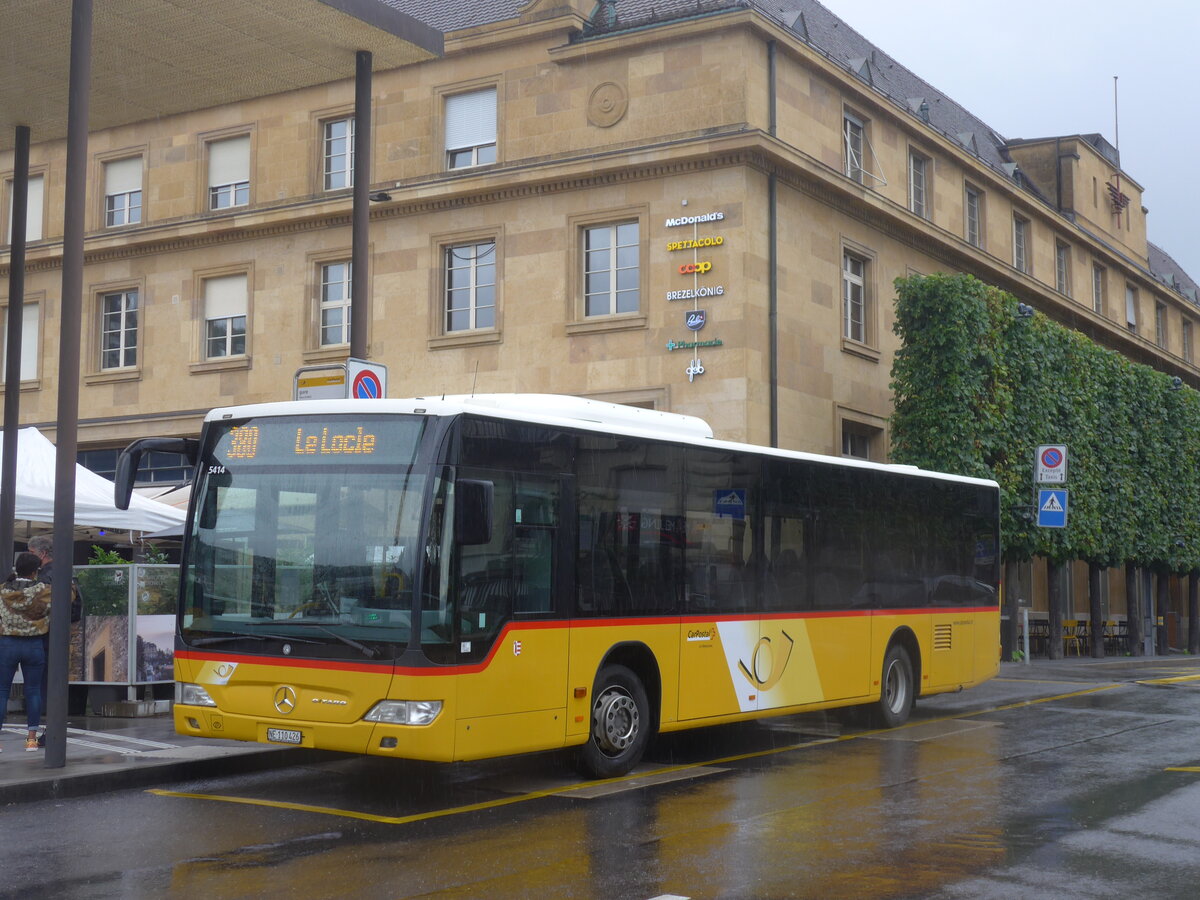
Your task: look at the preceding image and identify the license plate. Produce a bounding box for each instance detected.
[266,728,303,745]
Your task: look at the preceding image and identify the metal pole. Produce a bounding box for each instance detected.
[350,50,372,360]
[1,125,30,568]
[45,0,92,769]
[1021,607,1030,665]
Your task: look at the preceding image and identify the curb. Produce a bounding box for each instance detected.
[0,746,332,806]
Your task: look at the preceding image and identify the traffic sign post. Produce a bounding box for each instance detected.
[294,358,388,400]
[1035,444,1067,483]
[348,358,387,399]
[1037,489,1068,528]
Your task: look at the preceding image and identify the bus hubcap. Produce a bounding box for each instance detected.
[884,661,906,712]
[593,688,639,755]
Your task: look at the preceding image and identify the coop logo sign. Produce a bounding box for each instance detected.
[678,261,713,275]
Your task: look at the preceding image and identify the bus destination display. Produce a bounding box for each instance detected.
[214,417,423,466]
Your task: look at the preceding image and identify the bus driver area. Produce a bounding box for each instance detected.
[116,393,1001,780]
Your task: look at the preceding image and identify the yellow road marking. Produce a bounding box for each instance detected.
[1137,674,1200,685]
[1165,767,1200,773]
[147,681,1126,824]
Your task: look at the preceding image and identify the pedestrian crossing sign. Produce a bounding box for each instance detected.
[1037,489,1068,528]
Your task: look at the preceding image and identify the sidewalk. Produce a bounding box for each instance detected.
[4,654,1199,806]
[0,713,325,806]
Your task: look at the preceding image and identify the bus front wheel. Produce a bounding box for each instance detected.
[579,664,651,779]
[874,644,914,728]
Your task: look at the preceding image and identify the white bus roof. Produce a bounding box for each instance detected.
[204,394,998,489]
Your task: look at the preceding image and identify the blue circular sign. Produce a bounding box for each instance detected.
[1041,447,1063,468]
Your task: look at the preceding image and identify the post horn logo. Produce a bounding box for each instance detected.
[737,629,795,692]
[273,685,298,715]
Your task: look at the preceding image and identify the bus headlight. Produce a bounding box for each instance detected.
[176,682,218,707]
[363,700,443,725]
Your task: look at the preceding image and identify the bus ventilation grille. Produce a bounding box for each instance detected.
[933,623,953,651]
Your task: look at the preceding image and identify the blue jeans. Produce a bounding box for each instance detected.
[0,635,46,731]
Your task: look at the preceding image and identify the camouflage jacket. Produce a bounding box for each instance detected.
[0,577,51,637]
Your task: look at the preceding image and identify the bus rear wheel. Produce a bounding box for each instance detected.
[873,644,914,728]
[579,664,651,779]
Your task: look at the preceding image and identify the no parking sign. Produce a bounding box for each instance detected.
[1035,444,1067,483]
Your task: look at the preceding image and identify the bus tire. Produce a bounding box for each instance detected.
[873,644,914,728]
[579,664,651,779]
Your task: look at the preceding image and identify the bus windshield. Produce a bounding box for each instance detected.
[181,414,429,658]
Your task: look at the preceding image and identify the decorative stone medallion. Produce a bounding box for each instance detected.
[587,81,628,127]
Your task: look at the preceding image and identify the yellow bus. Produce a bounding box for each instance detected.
[116,394,1000,777]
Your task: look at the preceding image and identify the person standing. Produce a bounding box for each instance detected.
[0,551,51,752]
[26,534,81,747]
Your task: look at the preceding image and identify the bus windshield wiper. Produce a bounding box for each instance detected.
[190,632,321,646]
[286,622,380,659]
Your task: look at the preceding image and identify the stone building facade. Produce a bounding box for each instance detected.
[3,0,1198,633]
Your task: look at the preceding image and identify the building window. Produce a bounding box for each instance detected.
[584,222,639,317]
[100,289,138,370]
[79,448,189,485]
[908,151,928,218]
[844,112,865,184]
[1,300,38,382]
[445,88,497,170]
[1125,285,1138,333]
[103,157,142,227]
[840,420,881,460]
[1092,264,1106,315]
[842,250,869,343]
[5,174,44,243]
[207,135,250,210]
[1055,241,1071,296]
[323,117,354,191]
[1184,320,1193,363]
[1013,216,1030,274]
[965,184,983,248]
[319,261,352,346]
[204,273,248,358]
[1155,302,1167,349]
[444,241,496,332]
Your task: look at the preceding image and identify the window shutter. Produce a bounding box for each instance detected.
[204,274,248,320]
[9,175,44,241]
[208,135,250,186]
[2,302,39,382]
[445,89,497,151]
[105,157,142,195]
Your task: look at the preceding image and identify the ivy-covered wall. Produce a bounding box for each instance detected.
[890,273,1200,573]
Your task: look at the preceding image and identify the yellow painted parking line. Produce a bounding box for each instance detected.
[149,779,617,825]
[1165,767,1200,773]
[1137,674,1200,686]
[147,681,1126,824]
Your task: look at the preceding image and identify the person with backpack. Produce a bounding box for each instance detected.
[0,551,51,752]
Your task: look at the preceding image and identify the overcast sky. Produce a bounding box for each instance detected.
[816,0,1200,282]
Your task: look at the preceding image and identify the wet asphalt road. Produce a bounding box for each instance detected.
[3,658,1200,899]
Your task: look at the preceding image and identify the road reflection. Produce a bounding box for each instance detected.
[161,714,1010,899]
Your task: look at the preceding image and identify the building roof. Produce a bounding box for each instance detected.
[1149,244,1200,306]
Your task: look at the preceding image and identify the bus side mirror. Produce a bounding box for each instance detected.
[455,480,494,546]
[115,437,199,510]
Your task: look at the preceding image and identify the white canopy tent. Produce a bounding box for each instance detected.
[1,427,186,535]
